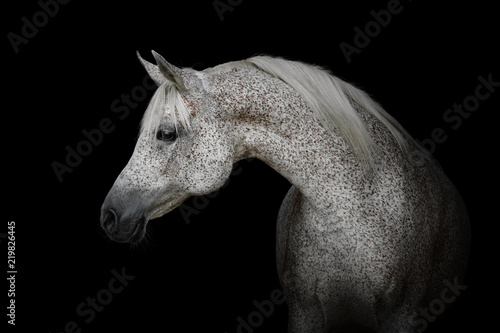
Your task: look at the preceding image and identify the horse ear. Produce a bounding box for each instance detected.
[151,51,186,90]
[136,51,166,86]
[136,51,186,90]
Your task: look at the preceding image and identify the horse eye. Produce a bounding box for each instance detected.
[156,128,177,142]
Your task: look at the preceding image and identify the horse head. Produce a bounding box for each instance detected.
[100,51,235,243]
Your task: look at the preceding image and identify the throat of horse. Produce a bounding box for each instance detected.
[233,77,362,211]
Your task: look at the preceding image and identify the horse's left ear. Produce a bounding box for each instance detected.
[136,50,186,90]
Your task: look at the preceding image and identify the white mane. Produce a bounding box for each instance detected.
[245,56,417,166]
[141,55,419,167]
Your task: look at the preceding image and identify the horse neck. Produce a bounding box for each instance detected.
[217,68,367,211]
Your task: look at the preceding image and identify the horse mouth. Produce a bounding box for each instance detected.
[128,217,147,244]
[105,216,147,244]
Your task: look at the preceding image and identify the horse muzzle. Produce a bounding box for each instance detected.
[100,197,148,244]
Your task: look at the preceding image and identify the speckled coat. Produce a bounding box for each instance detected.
[101,52,470,333]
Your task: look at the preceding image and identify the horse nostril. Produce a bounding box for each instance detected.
[102,209,118,234]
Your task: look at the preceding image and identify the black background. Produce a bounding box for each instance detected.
[4,0,498,332]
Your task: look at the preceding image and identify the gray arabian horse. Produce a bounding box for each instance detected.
[101,51,470,332]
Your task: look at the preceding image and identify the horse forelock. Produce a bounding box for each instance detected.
[140,81,191,136]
